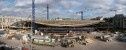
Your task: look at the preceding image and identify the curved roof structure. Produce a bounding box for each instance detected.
[10,20,104,29]
[36,20,104,27]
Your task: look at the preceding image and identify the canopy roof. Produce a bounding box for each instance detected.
[36,20,104,27]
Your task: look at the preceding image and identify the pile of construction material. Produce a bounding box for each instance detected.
[31,35,56,47]
[75,34,94,45]
[90,31,114,42]
[29,32,96,48]
[55,33,95,47]
[90,31,126,42]
[60,38,74,47]
[116,32,126,42]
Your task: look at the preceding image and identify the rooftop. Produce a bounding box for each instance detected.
[36,20,104,27]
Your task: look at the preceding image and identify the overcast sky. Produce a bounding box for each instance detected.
[0,0,126,19]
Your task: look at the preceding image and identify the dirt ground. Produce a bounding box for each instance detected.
[0,37,126,50]
[31,40,126,50]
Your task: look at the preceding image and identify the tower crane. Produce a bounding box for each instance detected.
[76,8,101,20]
[32,0,35,34]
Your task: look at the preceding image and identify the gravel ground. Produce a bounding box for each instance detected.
[0,37,126,50]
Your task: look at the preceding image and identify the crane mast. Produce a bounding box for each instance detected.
[32,0,35,34]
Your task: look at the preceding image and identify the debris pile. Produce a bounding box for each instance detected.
[1,28,126,48]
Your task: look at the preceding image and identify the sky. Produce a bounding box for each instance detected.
[0,0,126,19]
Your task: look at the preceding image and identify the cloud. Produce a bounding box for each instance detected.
[60,0,82,9]
[0,0,126,19]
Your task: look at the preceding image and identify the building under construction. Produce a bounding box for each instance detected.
[1,14,126,33]
[9,20,103,33]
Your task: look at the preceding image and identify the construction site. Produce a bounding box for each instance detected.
[0,0,126,50]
